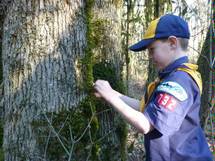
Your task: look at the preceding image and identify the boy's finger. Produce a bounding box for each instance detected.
[94,92,101,98]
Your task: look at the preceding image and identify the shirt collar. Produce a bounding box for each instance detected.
[158,56,188,79]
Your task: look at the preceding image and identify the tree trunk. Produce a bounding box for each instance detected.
[197,23,215,153]
[197,27,210,127]
[90,1,127,160]
[2,0,126,160]
[2,0,87,160]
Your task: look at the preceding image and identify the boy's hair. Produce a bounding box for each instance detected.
[160,38,189,51]
[178,38,189,51]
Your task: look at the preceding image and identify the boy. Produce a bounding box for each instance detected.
[93,14,213,161]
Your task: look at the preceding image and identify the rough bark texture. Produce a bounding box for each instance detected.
[90,1,127,161]
[2,0,85,160]
[197,23,215,134]
[197,24,215,154]
[197,28,210,127]
[2,0,126,161]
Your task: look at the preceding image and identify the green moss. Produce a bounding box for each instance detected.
[86,1,127,157]
[32,1,127,160]
[32,97,100,161]
[83,0,95,91]
[92,19,109,46]
[32,54,128,160]
[81,18,109,91]
[93,61,127,161]
[0,149,3,161]
[93,61,125,93]
[79,1,102,159]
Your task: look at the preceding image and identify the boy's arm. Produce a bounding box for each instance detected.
[113,90,141,111]
[93,80,153,134]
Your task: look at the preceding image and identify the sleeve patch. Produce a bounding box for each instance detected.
[156,81,188,101]
[156,93,178,111]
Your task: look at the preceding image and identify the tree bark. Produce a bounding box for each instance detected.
[197,23,215,132]
[2,0,126,161]
[2,0,86,160]
[89,1,127,161]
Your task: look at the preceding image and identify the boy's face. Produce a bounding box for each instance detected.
[147,39,174,71]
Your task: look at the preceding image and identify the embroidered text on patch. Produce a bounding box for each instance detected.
[157,93,178,111]
[156,81,188,101]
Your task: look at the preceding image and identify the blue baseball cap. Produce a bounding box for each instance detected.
[129,14,190,52]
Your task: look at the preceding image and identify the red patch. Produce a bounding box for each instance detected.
[157,93,177,111]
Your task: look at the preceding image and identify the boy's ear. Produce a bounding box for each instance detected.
[168,36,177,49]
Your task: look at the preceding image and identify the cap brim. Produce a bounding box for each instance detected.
[129,39,154,52]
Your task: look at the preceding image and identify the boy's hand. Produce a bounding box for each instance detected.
[93,80,114,101]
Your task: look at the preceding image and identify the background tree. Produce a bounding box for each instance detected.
[197,24,215,154]
[197,0,215,153]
